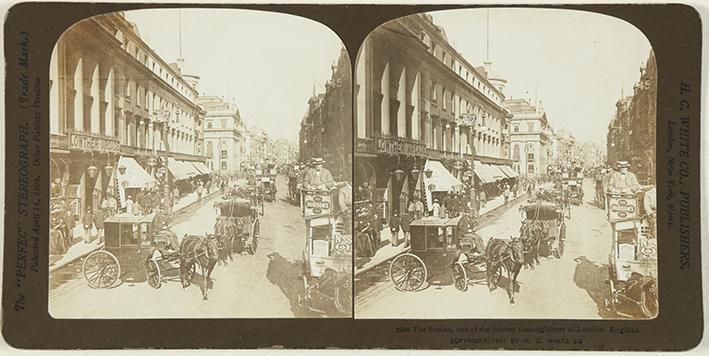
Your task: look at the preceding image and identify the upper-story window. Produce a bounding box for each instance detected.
[528,122,535,132]
[207,120,213,129]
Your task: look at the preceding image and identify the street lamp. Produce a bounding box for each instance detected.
[86,149,98,179]
[391,153,405,182]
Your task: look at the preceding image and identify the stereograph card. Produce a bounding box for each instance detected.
[1,2,703,351]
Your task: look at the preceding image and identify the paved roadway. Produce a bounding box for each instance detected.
[49,175,330,318]
[355,178,619,319]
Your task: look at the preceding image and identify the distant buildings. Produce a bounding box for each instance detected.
[505,99,553,177]
[607,50,657,184]
[197,96,247,173]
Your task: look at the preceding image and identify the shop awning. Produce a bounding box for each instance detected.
[195,161,212,175]
[491,164,509,179]
[499,164,519,178]
[189,161,207,175]
[473,160,504,184]
[423,159,462,192]
[116,156,157,189]
[167,157,197,181]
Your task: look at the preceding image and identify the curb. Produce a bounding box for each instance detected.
[48,190,221,274]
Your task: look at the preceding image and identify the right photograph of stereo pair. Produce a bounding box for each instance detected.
[353,8,658,320]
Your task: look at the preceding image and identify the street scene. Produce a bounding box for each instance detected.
[49,9,352,318]
[354,9,657,319]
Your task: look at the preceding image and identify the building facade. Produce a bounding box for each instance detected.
[50,12,206,215]
[354,13,515,218]
[197,96,246,173]
[506,99,553,177]
[299,47,353,181]
[607,50,657,184]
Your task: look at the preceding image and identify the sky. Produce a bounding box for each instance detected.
[125,9,346,143]
[430,8,652,147]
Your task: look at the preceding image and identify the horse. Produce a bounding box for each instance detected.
[179,233,220,300]
[486,237,526,304]
[213,217,238,265]
[519,223,544,269]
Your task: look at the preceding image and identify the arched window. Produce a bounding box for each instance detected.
[513,145,520,161]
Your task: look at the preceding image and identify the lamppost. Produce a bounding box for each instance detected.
[457,112,478,190]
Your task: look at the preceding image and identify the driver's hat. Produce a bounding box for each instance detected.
[615,160,630,168]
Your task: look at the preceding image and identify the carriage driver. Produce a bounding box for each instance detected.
[157,222,180,253]
[458,227,486,261]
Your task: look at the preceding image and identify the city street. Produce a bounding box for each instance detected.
[49,175,321,318]
[355,178,616,319]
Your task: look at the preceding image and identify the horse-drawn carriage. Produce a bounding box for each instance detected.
[605,192,658,318]
[255,166,278,202]
[518,200,567,264]
[298,187,352,315]
[214,197,261,256]
[389,216,526,303]
[82,213,158,289]
[563,179,584,205]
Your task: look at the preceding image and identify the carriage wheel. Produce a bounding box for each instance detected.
[639,278,659,318]
[389,254,427,292]
[553,223,567,259]
[452,262,468,292]
[246,219,260,255]
[334,277,353,315]
[82,250,121,289]
[146,259,161,289]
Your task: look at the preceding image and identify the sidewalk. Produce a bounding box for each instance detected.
[48,189,220,273]
[354,189,542,276]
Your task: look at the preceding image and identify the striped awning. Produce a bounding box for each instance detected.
[167,157,198,181]
[473,160,505,183]
[116,156,157,189]
[498,164,519,178]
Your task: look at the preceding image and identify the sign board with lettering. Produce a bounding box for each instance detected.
[302,191,333,219]
[607,194,638,221]
[375,136,427,156]
[68,131,121,152]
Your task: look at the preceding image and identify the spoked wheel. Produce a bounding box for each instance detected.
[452,262,468,292]
[246,219,260,255]
[554,223,567,259]
[82,250,121,289]
[389,253,427,292]
[146,259,161,289]
[639,278,659,318]
[334,276,353,315]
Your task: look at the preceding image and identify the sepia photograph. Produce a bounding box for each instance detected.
[353,8,657,319]
[47,8,352,318]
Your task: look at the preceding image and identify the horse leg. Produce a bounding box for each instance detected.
[200,263,208,300]
[507,267,515,304]
[487,264,497,291]
[206,260,217,289]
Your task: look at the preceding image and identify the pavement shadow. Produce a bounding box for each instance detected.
[573,256,613,318]
[265,252,313,317]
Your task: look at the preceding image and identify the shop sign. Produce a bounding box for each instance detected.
[303,192,332,218]
[68,131,120,152]
[608,195,637,220]
[332,232,352,256]
[375,136,426,156]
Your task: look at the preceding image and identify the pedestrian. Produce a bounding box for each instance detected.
[512,182,519,198]
[133,199,143,216]
[430,198,441,217]
[371,211,381,253]
[82,208,94,243]
[62,207,75,247]
[480,190,487,207]
[197,181,204,201]
[389,211,401,247]
[101,191,118,217]
[173,187,180,204]
[407,196,424,220]
[504,185,511,205]
[93,207,105,244]
[400,209,411,247]
[125,195,135,215]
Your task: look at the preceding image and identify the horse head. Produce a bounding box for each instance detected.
[509,237,526,264]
